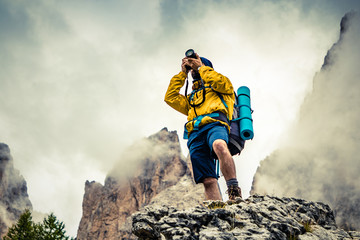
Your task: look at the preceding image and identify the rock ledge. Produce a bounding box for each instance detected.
[132,195,360,240]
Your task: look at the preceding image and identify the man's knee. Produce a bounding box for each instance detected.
[212,139,229,156]
[202,177,218,188]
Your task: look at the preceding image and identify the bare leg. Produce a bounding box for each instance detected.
[212,139,236,181]
[203,177,221,200]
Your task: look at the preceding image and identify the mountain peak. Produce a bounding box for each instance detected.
[77,128,191,239]
[0,143,32,238]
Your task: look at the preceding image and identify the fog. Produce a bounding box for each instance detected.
[252,11,360,230]
[1,0,359,235]
[108,128,183,183]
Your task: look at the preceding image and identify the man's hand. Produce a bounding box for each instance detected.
[187,53,204,71]
[181,58,190,74]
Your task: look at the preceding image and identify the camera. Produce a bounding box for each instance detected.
[185,49,197,59]
[185,49,196,70]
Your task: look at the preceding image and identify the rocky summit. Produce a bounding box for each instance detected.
[77,128,196,239]
[132,195,360,240]
[0,143,32,238]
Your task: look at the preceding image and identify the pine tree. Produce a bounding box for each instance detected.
[3,210,74,240]
[2,209,39,240]
[39,213,69,240]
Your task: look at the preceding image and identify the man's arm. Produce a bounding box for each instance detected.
[200,66,234,95]
[164,71,190,116]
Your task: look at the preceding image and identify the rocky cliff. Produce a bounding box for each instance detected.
[0,143,32,237]
[132,195,360,240]
[76,128,204,239]
[251,11,360,231]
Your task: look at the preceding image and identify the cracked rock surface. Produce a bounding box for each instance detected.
[132,195,360,240]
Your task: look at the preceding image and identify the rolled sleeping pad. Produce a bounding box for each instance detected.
[237,86,254,140]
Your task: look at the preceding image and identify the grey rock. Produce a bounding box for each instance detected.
[77,128,202,240]
[132,194,360,240]
[349,231,360,239]
[0,143,32,238]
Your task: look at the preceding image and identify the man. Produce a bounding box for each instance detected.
[164,52,242,201]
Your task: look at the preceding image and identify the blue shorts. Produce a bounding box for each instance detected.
[187,122,229,184]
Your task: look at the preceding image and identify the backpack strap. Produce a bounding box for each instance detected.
[216,159,220,179]
[211,87,236,120]
[184,78,189,97]
[183,82,235,139]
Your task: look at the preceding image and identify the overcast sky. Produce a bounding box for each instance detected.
[1,0,359,236]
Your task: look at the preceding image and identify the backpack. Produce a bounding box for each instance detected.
[213,87,254,178]
[214,86,254,155]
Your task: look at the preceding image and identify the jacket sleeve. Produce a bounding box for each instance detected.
[164,71,190,116]
[199,66,234,94]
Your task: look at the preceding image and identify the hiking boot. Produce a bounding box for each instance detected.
[226,185,242,201]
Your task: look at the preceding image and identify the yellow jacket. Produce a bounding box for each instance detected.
[164,66,235,135]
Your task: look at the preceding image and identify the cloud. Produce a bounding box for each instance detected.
[1,0,360,235]
[108,128,185,185]
[252,11,360,230]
